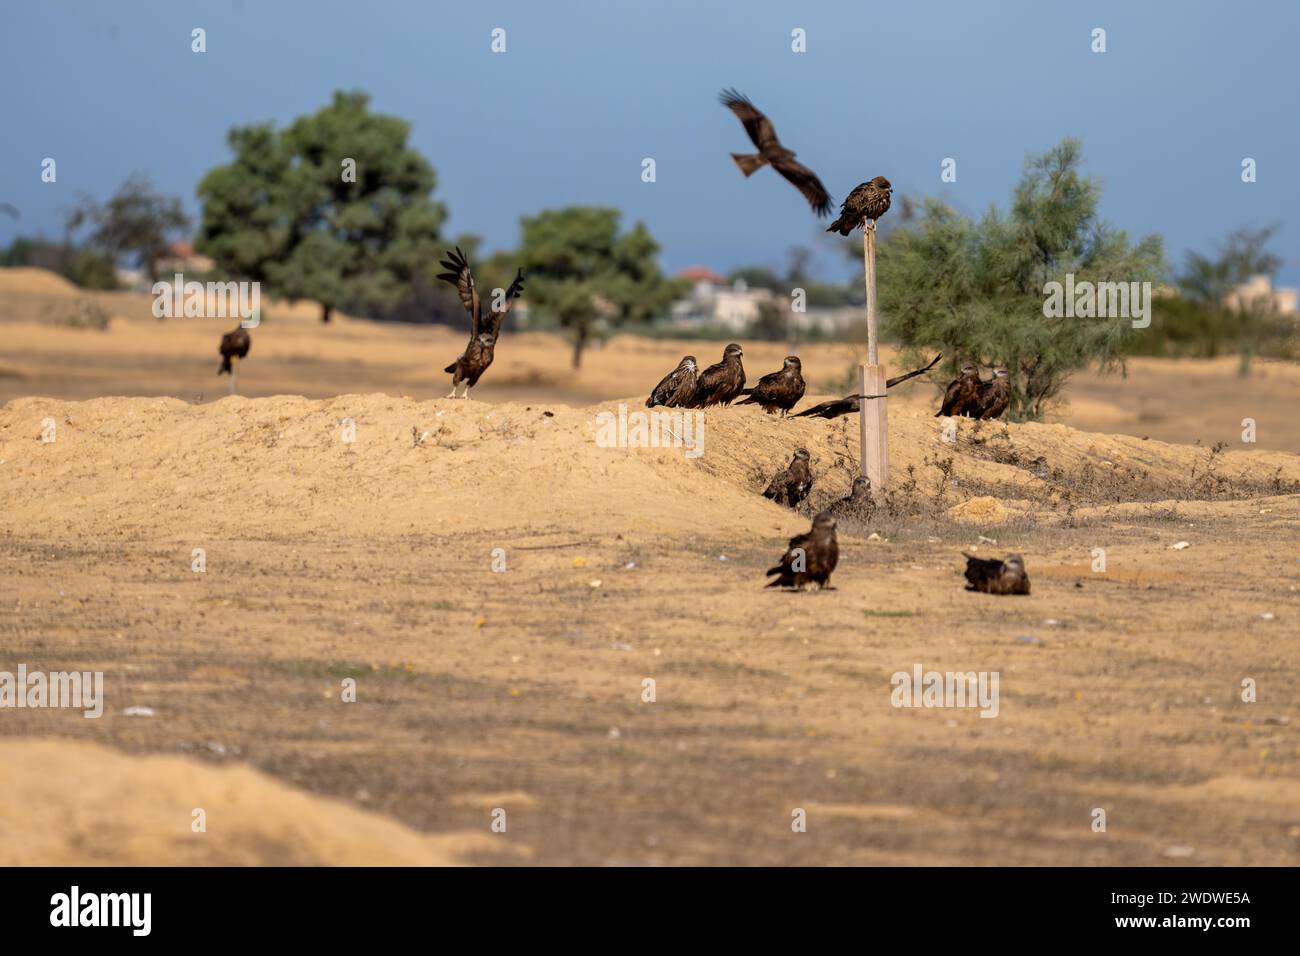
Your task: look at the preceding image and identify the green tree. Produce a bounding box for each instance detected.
[517,207,680,367]
[66,173,190,283]
[873,138,1164,419]
[197,90,447,322]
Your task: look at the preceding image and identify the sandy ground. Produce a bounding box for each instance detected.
[2,268,1299,866]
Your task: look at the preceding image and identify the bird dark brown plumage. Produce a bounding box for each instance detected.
[827,177,893,235]
[791,354,942,419]
[936,362,982,417]
[974,367,1011,420]
[646,355,699,408]
[720,89,832,217]
[766,512,839,590]
[737,356,805,415]
[831,475,876,523]
[218,325,250,375]
[691,343,746,407]
[761,447,813,509]
[962,552,1030,595]
[437,246,524,399]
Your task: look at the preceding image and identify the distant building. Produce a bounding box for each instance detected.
[668,265,863,337]
[1223,274,1298,317]
[669,266,773,332]
[154,240,215,277]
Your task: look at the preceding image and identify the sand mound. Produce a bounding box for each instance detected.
[947,496,1011,524]
[2,393,1298,541]
[0,738,494,865]
[0,267,81,297]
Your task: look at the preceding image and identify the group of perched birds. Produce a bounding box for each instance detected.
[212,85,1029,598]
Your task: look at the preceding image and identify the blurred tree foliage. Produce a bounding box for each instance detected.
[65,173,190,284]
[1,236,120,290]
[197,90,446,322]
[516,207,681,367]
[874,138,1164,420]
[1137,226,1296,366]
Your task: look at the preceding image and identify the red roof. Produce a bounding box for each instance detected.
[168,240,195,257]
[675,265,726,285]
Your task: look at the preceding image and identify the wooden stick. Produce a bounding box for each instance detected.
[859,220,889,489]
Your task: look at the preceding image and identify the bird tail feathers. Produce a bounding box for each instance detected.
[731,153,766,177]
[218,357,231,375]
[444,362,457,374]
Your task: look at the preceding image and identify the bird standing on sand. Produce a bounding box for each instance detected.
[766,512,839,590]
[691,343,746,408]
[937,362,982,417]
[962,552,1030,595]
[762,448,813,509]
[737,356,805,416]
[826,177,893,235]
[218,324,251,394]
[646,355,699,408]
[436,246,525,399]
[719,89,832,216]
[974,367,1011,420]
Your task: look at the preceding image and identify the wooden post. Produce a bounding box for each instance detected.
[859,221,889,490]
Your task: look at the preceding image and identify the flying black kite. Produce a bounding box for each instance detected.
[720,89,832,217]
[437,247,525,399]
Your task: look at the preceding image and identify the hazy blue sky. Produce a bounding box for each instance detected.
[3,0,1297,285]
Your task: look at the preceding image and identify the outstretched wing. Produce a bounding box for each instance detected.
[769,155,832,217]
[719,89,781,153]
[437,247,480,329]
[482,269,525,339]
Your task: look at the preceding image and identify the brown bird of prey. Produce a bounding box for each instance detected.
[792,354,942,419]
[832,475,875,519]
[737,356,805,415]
[766,512,839,590]
[691,343,746,407]
[720,89,832,217]
[827,177,893,235]
[437,247,525,399]
[646,355,698,408]
[936,361,982,417]
[974,367,1011,420]
[218,325,250,375]
[962,552,1030,595]
[762,447,813,509]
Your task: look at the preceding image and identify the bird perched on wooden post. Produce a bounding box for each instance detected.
[218,324,251,394]
[791,354,942,419]
[437,247,525,399]
[766,512,839,590]
[719,89,832,217]
[936,361,982,417]
[762,447,813,509]
[826,177,892,235]
[646,355,698,408]
[737,356,805,415]
[962,552,1030,595]
[691,343,746,407]
[974,367,1011,420]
